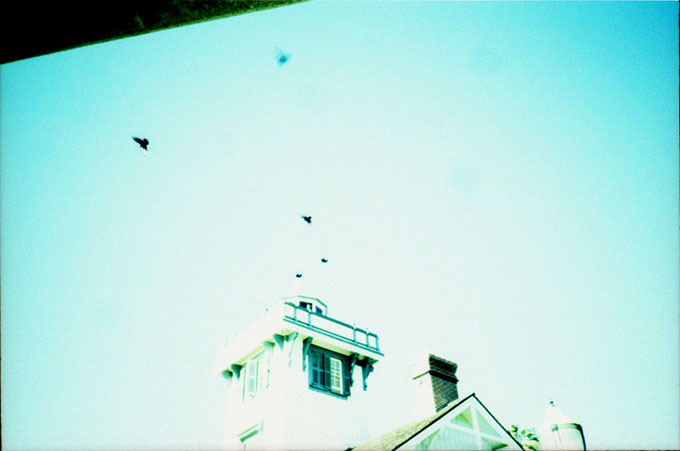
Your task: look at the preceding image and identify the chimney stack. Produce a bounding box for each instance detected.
[411,352,459,419]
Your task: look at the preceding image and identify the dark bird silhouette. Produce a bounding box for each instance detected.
[301,215,312,224]
[277,49,290,66]
[321,258,328,263]
[132,137,149,153]
[296,273,303,278]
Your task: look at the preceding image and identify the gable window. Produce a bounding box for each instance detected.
[308,346,351,397]
[242,352,269,401]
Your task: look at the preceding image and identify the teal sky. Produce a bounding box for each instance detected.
[1,1,678,449]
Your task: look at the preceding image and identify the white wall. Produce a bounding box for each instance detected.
[224,333,376,450]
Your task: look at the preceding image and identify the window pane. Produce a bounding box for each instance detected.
[246,360,258,398]
[330,357,343,393]
[312,352,322,369]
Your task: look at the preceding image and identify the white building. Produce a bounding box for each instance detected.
[219,295,383,450]
[218,295,585,451]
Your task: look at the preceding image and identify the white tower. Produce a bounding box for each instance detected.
[219,295,383,450]
[538,401,586,451]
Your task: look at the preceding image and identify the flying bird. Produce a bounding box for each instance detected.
[301,215,312,224]
[296,273,303,278]
[277,49,290,66]
[321,258,328,263]
[132,137,149,154]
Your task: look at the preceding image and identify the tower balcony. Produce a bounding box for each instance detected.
[280,296,382,356]
[222,295,383,368]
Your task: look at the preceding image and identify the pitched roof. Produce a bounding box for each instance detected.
[352,394,472,451]
[352,393,524,451]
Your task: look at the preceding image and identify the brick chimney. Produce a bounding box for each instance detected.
[411,352,459,419]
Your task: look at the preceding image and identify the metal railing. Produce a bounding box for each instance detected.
[281,302,382,355]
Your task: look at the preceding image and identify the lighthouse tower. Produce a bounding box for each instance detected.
[218,295,383,450]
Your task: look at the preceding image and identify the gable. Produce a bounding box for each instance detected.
[398,395,523,451]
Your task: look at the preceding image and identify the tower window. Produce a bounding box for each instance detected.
[242,352,269,401]
[308,346,351,397]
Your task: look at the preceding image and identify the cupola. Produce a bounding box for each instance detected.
[538,400,586,451]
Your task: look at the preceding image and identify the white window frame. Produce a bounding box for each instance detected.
[329,357,343,394]
[242,351,269,401]
[407,399,522,450]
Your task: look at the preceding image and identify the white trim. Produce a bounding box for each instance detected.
[472,403,482,450]
[400,396,522,450]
